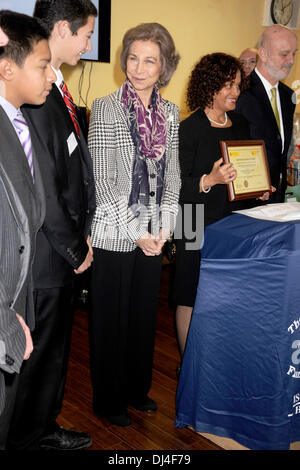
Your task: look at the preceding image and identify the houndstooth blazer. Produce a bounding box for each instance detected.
[88,85,181,252]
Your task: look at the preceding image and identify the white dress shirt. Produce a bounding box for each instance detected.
[0,95,21,133]
[51,66,64,97]
[255,67,284,151]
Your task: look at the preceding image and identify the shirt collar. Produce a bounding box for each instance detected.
[0,95,19,123]
[255,67,279,93]
[51,66,64,93]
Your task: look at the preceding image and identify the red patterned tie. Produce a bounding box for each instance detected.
[60,81,80,138]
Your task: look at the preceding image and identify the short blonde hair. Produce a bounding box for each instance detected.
[120,22,180,87]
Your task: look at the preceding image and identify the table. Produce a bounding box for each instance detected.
[175,214,300,450]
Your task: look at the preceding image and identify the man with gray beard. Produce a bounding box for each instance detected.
[236,25,298,202]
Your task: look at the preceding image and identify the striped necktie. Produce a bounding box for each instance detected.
[13,110,34,180]
[270,87,281,132]
[60,81,80,138]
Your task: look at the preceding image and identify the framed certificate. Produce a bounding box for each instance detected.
[220,140,272,201]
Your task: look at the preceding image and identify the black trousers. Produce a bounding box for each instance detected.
[0,372,19,449]
[89,247,162,416]
[7,285,74,450]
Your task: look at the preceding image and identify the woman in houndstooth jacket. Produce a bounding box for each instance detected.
[87,23,181,427]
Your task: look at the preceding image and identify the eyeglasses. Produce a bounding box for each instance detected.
[240,59,257,65]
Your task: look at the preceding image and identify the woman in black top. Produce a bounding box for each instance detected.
[174,53,271,357]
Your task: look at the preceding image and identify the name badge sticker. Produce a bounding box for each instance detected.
[67,132,78,156]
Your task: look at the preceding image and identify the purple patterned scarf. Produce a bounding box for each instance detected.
[122,79,167,160]
[122,79,167,208]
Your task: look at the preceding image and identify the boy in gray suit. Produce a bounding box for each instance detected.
[8,0,96,452]
[0,10,55,448]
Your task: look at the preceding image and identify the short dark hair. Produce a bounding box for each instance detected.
[34,0,98,34]
[0,10,50,66]
[186,52,248,111]
[120,22,180,88]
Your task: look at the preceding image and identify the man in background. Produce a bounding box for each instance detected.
[8,0,97,451]
[239,47,258,76]
[0,10,55,448]
[236,25,297,202]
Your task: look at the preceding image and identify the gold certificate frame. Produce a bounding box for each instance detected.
[220,140,272,201]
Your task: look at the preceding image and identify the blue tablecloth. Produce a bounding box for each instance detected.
[175,213,300,450]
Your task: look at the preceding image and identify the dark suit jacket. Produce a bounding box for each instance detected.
[22,85,95,289]
[236,70,295,202]
[0,107,45,412]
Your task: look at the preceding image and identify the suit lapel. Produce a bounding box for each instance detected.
[28,124,46,224]
[278,83,290,148]
[0,106,35,198]
[52,84,84,142]
[111,88,135,180]
[0,162,28,233]
[51,84,72,123]
[112,87,129,128]
[163,100,175,160]
[251,72,280,132]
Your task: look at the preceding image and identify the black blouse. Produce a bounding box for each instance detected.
[179,109,251,225]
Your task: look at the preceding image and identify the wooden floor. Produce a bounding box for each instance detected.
[57,262,221,451]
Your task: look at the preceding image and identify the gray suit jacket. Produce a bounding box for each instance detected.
[0,106,45,415]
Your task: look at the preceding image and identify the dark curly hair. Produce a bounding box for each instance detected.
[186,52,248,111]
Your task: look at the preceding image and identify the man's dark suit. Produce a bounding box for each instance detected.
[236,70,295,202]
[8,85,95,450]
[0,106,45,448]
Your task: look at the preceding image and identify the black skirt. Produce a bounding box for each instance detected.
[172,234,201,308]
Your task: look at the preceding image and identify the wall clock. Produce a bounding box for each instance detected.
[262,0,300,29]
[271,0,293,25]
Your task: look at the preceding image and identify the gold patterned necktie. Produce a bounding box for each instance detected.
[270,87,280,132]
